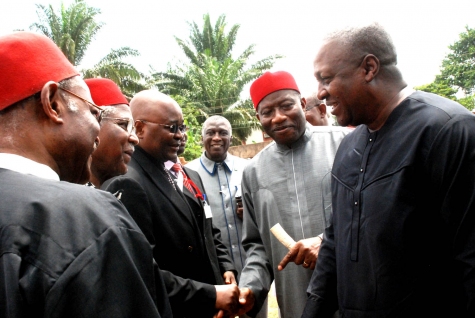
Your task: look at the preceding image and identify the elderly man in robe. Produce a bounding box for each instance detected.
[236,71,350,317]
[85,78,139,188]
[0,32,166,317]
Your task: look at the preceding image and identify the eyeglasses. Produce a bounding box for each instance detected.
[136,120,187,134]
[103,117,136,134]
[58,86,104,123]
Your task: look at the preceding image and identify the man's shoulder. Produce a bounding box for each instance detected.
[0,169,137,236]
[184,165,202,180]
[186,157,202,171]
[308,125,352,137]
[408,91,473,119]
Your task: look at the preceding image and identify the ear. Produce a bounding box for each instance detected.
[318,103,327,117]
[40,81,64,124]
[361,54,380,82]
[134,120,145,139]
[301,97,307,111]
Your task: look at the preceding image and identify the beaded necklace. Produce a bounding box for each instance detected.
[162,165,177,191]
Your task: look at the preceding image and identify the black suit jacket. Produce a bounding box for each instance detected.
[103,147,235,317]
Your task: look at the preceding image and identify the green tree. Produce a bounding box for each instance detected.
[414,77,458,100]
[415,26,475,111]
[82,47,147,99]
[439,26,475,95]
[152,13,282,144]
[30,0,103,65]
[30,0,145,96]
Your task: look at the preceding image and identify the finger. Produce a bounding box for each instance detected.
[279,246,298,270]
[239,288,250,304]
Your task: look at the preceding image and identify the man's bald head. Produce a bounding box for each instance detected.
[131,90,184,162]
[130,90,179,120]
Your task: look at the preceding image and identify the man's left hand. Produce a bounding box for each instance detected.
[277,236,322,271]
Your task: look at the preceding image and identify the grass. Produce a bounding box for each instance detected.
[267,286,279,318]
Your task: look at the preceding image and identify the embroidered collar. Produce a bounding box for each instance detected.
[199,152,232,176]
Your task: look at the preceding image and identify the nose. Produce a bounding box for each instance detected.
[129,131,139,146]
[174,129,183,139]
[317,84,328,101]
[212,132,221,140]
[272,107,287,123]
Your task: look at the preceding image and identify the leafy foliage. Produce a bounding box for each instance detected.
[415,26,475,111]
[440,26,475,95]
[151,13,282,145]
[82,47,147,99]
[31,0,145,97]
[30,0,103,65]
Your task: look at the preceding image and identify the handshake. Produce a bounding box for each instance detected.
[214,281,255,318]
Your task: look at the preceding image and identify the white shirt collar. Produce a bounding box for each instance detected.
[0,153,60,181]
[164,160,183,191]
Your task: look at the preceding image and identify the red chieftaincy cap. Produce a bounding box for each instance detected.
[250,71,300,110]
[0,32,79,111]
[85,78,129,107]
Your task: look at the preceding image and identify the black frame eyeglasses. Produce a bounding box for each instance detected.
[102,117,136,134]
[58,87,104,123]
[136,120,187,134]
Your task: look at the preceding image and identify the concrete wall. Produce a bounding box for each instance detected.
[228,140,273,159]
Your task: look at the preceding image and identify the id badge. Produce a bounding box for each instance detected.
[203,201,213,219]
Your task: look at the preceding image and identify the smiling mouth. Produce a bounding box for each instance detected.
[124,149,134,157]
[273,125,292,132]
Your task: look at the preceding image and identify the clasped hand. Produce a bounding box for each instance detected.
[214,284,255,318]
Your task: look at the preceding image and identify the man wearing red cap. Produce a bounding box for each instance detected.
[85,78,139,188]
[236,71,350,317]
[0,32,165,317]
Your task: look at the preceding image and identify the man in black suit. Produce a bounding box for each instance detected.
[103,90,240,318]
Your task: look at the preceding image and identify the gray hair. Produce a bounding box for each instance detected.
[306,92,325,106]
[201,115,232,138]
[325,23,398,67]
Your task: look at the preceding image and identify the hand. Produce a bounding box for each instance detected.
[236,197,243,219]
[235,287,255,316]
[277,236,322,271]
[215,284,240,317]
[223,271,237,285]
[236,206,244,219]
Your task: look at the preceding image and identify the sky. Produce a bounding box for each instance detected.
[1,0,474,97]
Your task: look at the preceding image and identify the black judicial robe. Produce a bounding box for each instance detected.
[0,168,170,317]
